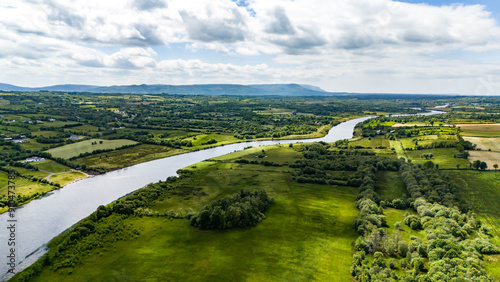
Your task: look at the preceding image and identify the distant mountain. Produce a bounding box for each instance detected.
[38,84,99,92]
[0,83,338,96]
[0,83,98,92]
[0,83,32,92]
[299,84,327,92]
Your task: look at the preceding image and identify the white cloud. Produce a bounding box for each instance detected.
[0,0,499,94]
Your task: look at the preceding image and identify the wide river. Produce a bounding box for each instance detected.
[0,109,444,280]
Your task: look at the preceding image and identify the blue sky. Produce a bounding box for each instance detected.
[1,0,500,94]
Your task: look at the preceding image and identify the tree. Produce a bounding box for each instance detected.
[456,164,460,170]
[473,160,482,170]
[398,240,409,257]
[494,164,498,171]
[423,161,435,170]
[480,161,488,171]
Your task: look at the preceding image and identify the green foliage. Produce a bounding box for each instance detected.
[190,189,274,229]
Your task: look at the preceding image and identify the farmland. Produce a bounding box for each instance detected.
[47,139,138,159]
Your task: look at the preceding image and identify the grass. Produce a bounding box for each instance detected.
[0,171,57,213]
[19,139,53,151]
[30,145,360,281]
[461,130,500,137]
[349,136,390,148]
[183,133,240,149]
[376,171,407,201]
[384,208,426,241]
[31,131,63,137]
[32,160,70,173]
[46,139,138,159]
[9,167,50,179]
[275,124,332,140]
[389,140,407,160]
[405,148,470,169]
[446,170,500,279]
[74,144,187,171]
[49,172,87,186]
[211,144,302,165]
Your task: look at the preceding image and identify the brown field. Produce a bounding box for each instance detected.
[392,124,451,127]
[464,137,500,152]
[457,123,500,131]
[468,151,500,170]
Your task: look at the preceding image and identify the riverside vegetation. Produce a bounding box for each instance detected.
[4,92,500,280]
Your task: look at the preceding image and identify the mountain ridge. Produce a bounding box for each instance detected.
[0,83,336,96]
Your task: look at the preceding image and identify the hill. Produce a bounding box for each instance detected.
[0,83,335,96]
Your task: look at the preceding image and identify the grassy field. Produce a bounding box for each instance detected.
[446,171,500,279]
[0,171,57,213]
[384,208,426,241]
[73,144,187,171]
[468,151,500,170]
[49,172,87,186]
[458,124,500,137]
[349,136,390,148]
[376,171,407,201]
[390,140,407,160]
[9,167,50,179]
[211,144,302,165]
[30,145,360,281]
[46,139,138,159]
[183,133,241,149]
[405,148,470,169]
[32,160,70,173]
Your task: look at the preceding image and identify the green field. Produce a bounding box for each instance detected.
[46,139,138,159]
[73,144,187,171]
[405,148,470,169]
[446,171,500,279]
[49,172,87,186]
[183,133,241,148]
[384,208,426,241]
[9,167,50,179]
[349,136,390,148]
[212,144,302,165]
[376,171,407,201]
[32,160,70,173]
[461,130,500,137]
[0,171,57,213]
[28,146,360,281]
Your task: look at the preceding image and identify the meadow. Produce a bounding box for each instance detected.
[405,148,470,169]
[73,144,187,171]
[47,139,138,159]
[447,171,500,279]
[28,146,360,281]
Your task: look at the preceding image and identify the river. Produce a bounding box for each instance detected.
[0,109,445,280]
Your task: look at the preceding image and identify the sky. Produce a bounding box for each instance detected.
[1,0,500,95]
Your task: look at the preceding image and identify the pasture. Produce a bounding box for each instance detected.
[31,146,360,281]
[73,144,187,171]
[46,139,138,159]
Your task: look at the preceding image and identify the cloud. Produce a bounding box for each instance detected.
[269,27,326,54]
[179,3,247,43]
[266,7,295,35]
[131,0,167,11]
[0,0,500,94]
